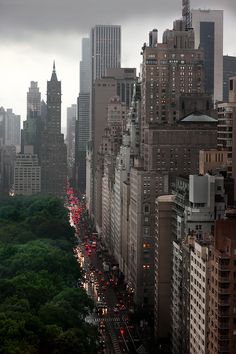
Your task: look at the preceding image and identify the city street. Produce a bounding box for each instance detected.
[67,187,147,354]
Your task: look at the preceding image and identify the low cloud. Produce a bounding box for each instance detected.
[2,0,235,43]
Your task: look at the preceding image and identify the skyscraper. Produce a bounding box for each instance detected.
[0,108,21,150]
[75,93,90,193]
[80,38,91,93]
[86,25,121,213]
[46,62,62,135]
[39,63,67,197]
[66,104,77,162]
[0,145,16,196]
[141,20,206,128]
[74,38,91,194]
[191,9,223,102]
[223,55,236,101]
[22,81,41,153]
[92,68,137,226]
[127,10,216,313]
[90,25,121,83]
[27,81,41,118]
[14,153,41,196]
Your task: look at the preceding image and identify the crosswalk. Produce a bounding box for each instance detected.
[90,316,126,323]
[106,321,123,354]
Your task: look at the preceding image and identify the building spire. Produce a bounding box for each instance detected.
[51,60,58,81]
[182,0,192,30]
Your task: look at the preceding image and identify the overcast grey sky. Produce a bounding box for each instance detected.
[1,0,236,128]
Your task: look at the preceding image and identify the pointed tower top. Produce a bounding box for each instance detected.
[50,60,58,81]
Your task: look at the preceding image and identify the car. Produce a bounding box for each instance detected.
[113,306,119,313]
[99,321,105,330]
[99,339,105,349]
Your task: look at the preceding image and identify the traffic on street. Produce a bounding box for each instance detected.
[66,186,148,354]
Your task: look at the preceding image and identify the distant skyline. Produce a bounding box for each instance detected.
[1,0,236,127]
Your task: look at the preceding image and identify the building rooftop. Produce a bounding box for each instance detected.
[157,195,175,202]
[181,112,217,123]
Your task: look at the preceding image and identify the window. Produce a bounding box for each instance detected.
[144,204,150,213]
[143,243,151,249]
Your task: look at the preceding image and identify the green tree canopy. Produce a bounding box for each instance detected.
[0,195,98,354]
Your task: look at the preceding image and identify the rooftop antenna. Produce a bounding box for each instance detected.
[182,0,192,30]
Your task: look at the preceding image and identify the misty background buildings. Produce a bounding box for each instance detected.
[2,0,236,352]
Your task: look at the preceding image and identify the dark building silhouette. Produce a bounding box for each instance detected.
[22,81,41,154]
[38,63,67,197]
[191,9,223,102]
[74,38,90,194]
[0,145,16,196]
[223,55,236,102]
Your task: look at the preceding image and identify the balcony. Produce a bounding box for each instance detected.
[218,276,230,283]
[218,252,230,259]
[218,287,231,294]
[218,299,230,306]
[218,323,230,330]
[218,263,230,270]
[218,334,230,340]
[218,345,229,353]
[218,310,230,317]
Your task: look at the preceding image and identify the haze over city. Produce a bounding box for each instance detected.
[1,0,236,125]
[1,0,236,353]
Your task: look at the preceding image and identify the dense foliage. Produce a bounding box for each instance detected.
[0,196,98,354]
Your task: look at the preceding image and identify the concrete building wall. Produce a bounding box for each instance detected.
[171,241,183,354]
[185,174,225,237]
[0,145,16,196]
[129,167,156,307]
[14,153,41,195]
[144,121,217,191]
[92,78,117,162]
[102,158,112,250]
[199,149,228,175]
[121,181,130,278]
[66,104,77,161]
[217,98,236,186]
[208,218,236,354]
[141,38,205,127]
[223,55,236,102]
[154,195,175,339]
[189,241,209,354]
